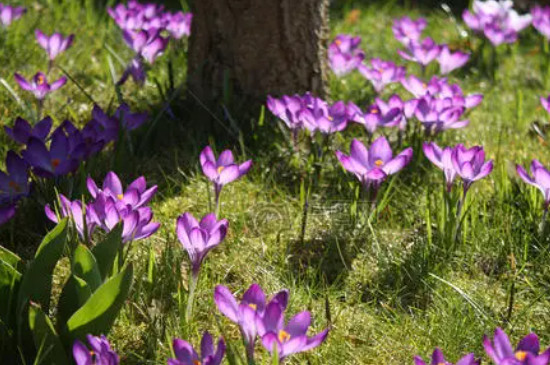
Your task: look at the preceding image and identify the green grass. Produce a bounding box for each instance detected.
[3,0,550,364]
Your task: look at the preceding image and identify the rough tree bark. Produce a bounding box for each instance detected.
[187,0,329,110]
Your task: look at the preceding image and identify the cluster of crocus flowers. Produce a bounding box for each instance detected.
[200,146,252,212]
[348,95,416,134]
[463,0,532,46]
[335,136,413,199]
[73,335,119,365]
[394,17,470,74]
[400,75,483,135]
[0,3,25,27]
[0,103,149,226]
[108,0,192,39]
[416,328,550,365]
[328,34,365,76]
[267,92,357,137]
[423,142,493,194]
[215,283,328,362]
[45,171,160,243]
[358,58,406,94]
[108,0,192,85]
[169,332,225,365]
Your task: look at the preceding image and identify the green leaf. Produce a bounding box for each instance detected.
[91,224,123,280]
[16,219,68,326]
[57,275,91,328]
[0,259,21,325]
[0,246,22,271]
[29,304,69,365]
[72,244,101,292]
[66,263,133,340]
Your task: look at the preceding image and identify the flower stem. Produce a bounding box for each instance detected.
[245,340,256,365]
[185,271,199,324]
[454,185,468,244]
[215,186,221,217]
[540,205,549,238]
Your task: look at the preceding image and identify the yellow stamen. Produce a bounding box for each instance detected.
[374,159,384,167]
[193,361,201,365]
[37,75,45,85]
[328,115,333,121]
[51,158,60,168]
[217,166,224,174]
[334,39,342,46]
[117,194,124,200]
[248,303,257,310]
[422,83,427,88]
[515,351,527,361]
[278,330,291,343]
[371,108,379,114]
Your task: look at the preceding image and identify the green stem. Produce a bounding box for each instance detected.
[186,272,199,323]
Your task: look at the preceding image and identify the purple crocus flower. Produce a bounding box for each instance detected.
[14,72,67,100]
[328,34,365,76]
[35,30,74,61]
[87,171,157,210]
[414,96,470,135]
[113,103,149,131]
[437,46,470,74]
[540,95,550,115]
[200,146,252,209]
[22,129,82,177]
[347,102,381,134]
[169,332,225,365]
[302,99,349,134]
[392,16,427,46]
[358,58,406,93]
[176,212,228,276]
[532,5,550,40]
[463,1,532,46]
[118,57,146,86]
[165,11,192,39]
[267,94,307,132]
[45,194,96,239]
[88,192,159,243]
[73,335,119,365]
[335,137,413,193]
[4,117,52,145]
[398,37,441,67]
[0,205,16,226]
[451,144,493,192]
[401,75,446,98]
[483,328,550,365]
[0,4,25,27]
[517,160,550,211]
[423,142,458,192]
[414,348,480,365]
[375,94,416,130]
[214,284,289,359]
[256,301,329,361]
[0,151,30,205]
[123,28,169,64]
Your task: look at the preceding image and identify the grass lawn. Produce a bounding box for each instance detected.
[2,0,550,364]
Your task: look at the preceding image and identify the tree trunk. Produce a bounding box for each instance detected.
[187,0,329,112]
